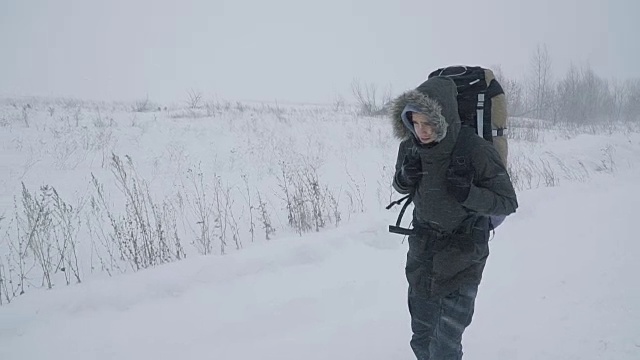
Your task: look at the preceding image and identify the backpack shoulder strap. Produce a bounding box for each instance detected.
[387,193,415,236]
[450,126,476,173]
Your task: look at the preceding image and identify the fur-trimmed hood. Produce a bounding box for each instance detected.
[390,76,461,152]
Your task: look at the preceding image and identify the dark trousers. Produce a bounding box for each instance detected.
[407,284,479,360]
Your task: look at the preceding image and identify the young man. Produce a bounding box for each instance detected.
[390,76,518,360]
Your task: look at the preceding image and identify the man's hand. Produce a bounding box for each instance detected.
[397,150,422,188]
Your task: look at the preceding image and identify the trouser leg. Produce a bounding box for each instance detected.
[408,284,479,360]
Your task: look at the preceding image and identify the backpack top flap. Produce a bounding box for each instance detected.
[428,66,507,143]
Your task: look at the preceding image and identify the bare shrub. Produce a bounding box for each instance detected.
[112,154,183,269]
[0,216,11,305]
[205,101,218,117]
[610,80,627,121]
[181,167,216,255]
[22,105,30,127]
[0,183,82,297]
[74,107,83,127]
[241,175,256,243]
[132,96,155,113]
[160,201,185,261]
[623,79,640,122]
[89,154,185,272]
[5,202,32,299]
[277,160,341,235]
[540,159,559,187]
[220,181,242,251]
[345,169,366,214]
[179,167,241,255]
[0,256,8,305]
[326,187,341,228]
[527,44,555,120]
[548,153,590,183]
[265,102,288,123]
[19,184,55,290]
[351,79,391,116]
[87,175,124,276]
[210,175,242,253]
[256,190,276,240]
[49,187,83,285]
[556,64,611,124]
[376,164,396,207]
[186,89,203,109]
[508,156,540,191]
[595,145,616,173]
[508,120,543,142]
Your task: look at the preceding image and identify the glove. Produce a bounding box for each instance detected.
[446,168,473,202]
[397,151,422,188]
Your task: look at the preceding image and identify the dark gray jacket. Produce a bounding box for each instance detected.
[391,77,518,234]
[391,76,519,297]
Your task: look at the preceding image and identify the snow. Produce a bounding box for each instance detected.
[1,101,639,359]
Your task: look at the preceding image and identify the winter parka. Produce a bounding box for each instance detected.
[390,76,518,297]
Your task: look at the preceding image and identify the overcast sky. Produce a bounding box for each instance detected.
[1,0,638,104]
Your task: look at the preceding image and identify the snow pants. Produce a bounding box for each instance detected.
[407,284,479,360]
[404,226,488,360]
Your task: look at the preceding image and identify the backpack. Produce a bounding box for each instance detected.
[427,65,508,167]
[388,66,509,235]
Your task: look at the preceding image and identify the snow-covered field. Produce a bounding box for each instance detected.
[1,98,639,359]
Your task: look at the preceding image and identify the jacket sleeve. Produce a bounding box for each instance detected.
[392,139,412,194]
[460,142,518,216]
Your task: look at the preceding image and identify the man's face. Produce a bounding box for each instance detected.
[411,113,437,144]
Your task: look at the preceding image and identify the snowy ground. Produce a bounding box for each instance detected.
[1,99,639,359]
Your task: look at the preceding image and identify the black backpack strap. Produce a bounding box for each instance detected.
[450,126,476,174]
[387,193,415,235]
[485,78,506,139]
[385,194,410,210]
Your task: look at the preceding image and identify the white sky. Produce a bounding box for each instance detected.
[1,0,638,103]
